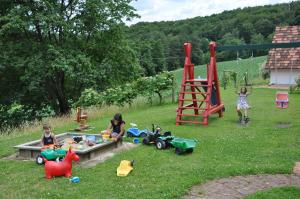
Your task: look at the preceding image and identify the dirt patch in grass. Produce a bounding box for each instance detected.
[277,122,292,129]
[79,142,138,168]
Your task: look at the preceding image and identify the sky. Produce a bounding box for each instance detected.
[128,0,292,25]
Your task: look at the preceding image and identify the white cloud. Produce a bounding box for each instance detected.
[128,0,292,25]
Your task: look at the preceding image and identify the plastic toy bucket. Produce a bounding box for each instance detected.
[133,138,140,144]
[102,134,110,141]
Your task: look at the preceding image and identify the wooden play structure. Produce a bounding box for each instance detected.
[175,40,300,125]
[176,42,224,125]
[74,107,89,131]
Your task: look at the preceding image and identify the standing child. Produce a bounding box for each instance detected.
[105,113,125,141]
[236,86,251,124]
[40,124,58,149]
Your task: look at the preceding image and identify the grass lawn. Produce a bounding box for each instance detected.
[246,186,300,199]
[173,56,267,87]
[1,87,300,199]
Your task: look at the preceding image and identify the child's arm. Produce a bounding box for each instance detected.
[106,123,112,134]
[52,134,59,146]
[117,124,125,139]
[235,87,240,94]
[247,87,253,95]
[40,137,44,147]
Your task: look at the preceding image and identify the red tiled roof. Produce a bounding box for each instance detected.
[265,26,300,70]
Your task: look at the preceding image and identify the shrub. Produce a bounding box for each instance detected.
[75,71,174,107]
[0,103,55,133]
[135,71,174,104]
[289,77,300,94]
[75,88,103,107]
[102,84,137,107]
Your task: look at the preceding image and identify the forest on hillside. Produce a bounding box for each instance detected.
[126,1,300,75]
[0,1,299,131]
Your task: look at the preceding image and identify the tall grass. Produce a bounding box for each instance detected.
[0,96,167,137]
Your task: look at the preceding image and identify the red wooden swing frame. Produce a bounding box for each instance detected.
[176,42,224,125]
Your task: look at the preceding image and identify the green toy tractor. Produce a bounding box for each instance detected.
[142,124,171,145]
[36,149,67,165]
[156,136,197,155]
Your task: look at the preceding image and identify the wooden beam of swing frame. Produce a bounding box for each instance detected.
[217,42,300,51]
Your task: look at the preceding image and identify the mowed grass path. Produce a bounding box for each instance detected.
[0,87,300,199]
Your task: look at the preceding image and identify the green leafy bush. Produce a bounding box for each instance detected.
[75,72,174,107]
[103,84,137,106]
[0,103,55,132]
[289,77,300,94]
[75,89,103,107]
[221,70,237,89]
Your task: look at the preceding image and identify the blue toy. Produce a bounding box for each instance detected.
[133,138,140,144]
[126,123,148,138]
[70,176,80,183]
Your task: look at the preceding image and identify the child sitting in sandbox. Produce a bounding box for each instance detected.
[40,124,58,149]
[104,113,125,141]
[236,86,252,124]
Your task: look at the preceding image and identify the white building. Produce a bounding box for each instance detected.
[265,26,300,85]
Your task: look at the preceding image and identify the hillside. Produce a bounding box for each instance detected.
[126,2,300,75]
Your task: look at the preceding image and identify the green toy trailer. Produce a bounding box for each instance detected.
[156,136,197,155]
[36,149,67,165]
[171,137,197,154]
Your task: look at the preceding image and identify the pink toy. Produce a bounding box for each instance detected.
[276,92,289,109]
[44,148,80,179]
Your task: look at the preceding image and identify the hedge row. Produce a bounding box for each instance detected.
[75,71,174,107]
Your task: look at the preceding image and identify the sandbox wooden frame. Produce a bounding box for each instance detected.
[14,132,122,162]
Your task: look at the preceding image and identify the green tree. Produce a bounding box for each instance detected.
[140,44,155,76]
[239,23,254,43]
[151,41,167,73]
[255,19,275,37]
[0,0,138,114]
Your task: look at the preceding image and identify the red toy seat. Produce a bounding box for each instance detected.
[276,92,289,109]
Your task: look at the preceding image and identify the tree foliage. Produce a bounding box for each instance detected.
[76,72,174,107]
[126,2,300,70]
[0,0,139,115]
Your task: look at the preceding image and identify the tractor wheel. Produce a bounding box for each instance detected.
[175,147,184,155]
[156,140,166,150]
[142,137,150,145]
[186,148,194,153]
[140,132,147,138]
[56,157,64,162]
[36,155,44,165]
[126,132,133,137]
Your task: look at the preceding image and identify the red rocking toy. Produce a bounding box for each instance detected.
[45,148,80,179]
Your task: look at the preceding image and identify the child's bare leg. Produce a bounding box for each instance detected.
[237,109,242,121]
[244,109,248,118]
